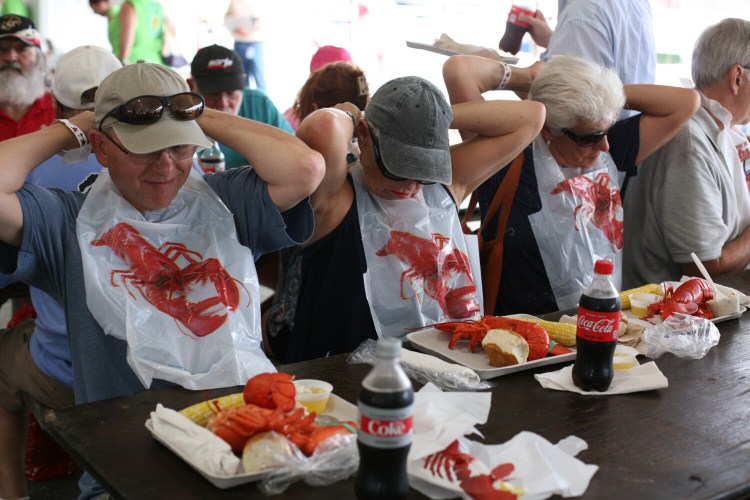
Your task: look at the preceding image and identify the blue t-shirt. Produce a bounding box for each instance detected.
[477,116,640,315]
[0,167,313,404]
[221,88,294,169]
[22,153,100,388]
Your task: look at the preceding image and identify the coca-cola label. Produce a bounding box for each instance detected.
[576,307,620,342]
[358,402,414,449]
[507,5,535,28]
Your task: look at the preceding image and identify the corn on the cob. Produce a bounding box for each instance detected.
[179,392,244,427]
[619,283,663,309]
[518,317,577,347]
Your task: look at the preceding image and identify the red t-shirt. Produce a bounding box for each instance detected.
[0,93,55,142]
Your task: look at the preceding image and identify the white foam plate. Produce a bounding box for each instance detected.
[405,324,575,380]
[623,280,747,324]
[146,394,357,489]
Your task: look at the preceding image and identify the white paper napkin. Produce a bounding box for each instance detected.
[408,384,598,499]
[400,348,484,391]
[147,404,240,476]
[534,361,668,395]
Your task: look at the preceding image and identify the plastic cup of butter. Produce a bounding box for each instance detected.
[293,379,333,414]
[613,344,639,370]
[628,292,662,318]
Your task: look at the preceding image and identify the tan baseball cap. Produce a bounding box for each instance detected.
[95,61,212,154]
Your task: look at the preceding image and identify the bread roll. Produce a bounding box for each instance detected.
[241,431,296,474]
[482,329,529,367]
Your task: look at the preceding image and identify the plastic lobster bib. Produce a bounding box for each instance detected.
[529,136,623,310]
[77,170,275,390]
[352,166,480,338]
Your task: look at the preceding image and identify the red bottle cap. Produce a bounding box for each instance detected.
[594,259,614,275]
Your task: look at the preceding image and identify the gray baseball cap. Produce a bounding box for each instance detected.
[365,76,452,185]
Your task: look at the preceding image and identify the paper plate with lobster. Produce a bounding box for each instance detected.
[621,277,748,325]
[146,373,358,489]
[406,315,577,380]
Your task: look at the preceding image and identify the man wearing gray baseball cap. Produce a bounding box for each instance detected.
[266,62,545,363]
[0,60,324,498]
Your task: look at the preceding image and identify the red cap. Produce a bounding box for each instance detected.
[594,259,614,275]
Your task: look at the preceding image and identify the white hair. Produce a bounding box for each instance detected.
[692,18,750,89]
[529,55,625,130]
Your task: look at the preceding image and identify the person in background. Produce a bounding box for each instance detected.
[1,0,29,17]
[225,0,267,93]
[269,61,545,363]
[0,61,323,498]
[0,44,121,500]
[458,55,698,316]
[188,44,293,169]
[520,0,656,87]
[0,14,53,316]
[264,60,370,359]
[623,18,750,287]
[88,0,172,65]
[0,14,53,141]
[283,45,354,131]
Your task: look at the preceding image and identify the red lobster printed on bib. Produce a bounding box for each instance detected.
[550,172,623,251]
[91,222,244,337]
[376,230,479,319]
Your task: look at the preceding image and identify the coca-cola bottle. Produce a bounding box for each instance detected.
[572,259,621,392]
[355,338,414,500]
[197,139,225,174]
[498,3,536,55]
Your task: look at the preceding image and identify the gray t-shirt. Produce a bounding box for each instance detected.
[0,167,313,404]
[623,106,744,288]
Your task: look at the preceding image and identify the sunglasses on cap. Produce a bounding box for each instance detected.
[99,92,204,130]
[561,127,609,148]
[369,128,434,185]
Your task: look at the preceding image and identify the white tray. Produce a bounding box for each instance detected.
[406,40,520,64]
[405,326,575,380]
[623,280,748,325]
[146,394,357,489]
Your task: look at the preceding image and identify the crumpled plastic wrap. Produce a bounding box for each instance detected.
[641,313,720,359]
[258,433,358,495]
[348,339,494,392]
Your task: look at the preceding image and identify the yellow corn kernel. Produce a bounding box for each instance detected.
[619,283,663,309]
[179,392,245,427]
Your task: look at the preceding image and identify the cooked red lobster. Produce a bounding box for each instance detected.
[647,278,715,320]
[434,316,553,361]
[208,373,354,455]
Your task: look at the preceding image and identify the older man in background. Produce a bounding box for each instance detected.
[188,44,293,169]
[0,14,53,141]
[623,18,750,287]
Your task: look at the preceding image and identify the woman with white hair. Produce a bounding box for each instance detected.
[445,54,700,315]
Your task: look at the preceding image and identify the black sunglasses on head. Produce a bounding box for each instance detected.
[369,128,434,185]
[561,127,609,148]
[99,92,204,130]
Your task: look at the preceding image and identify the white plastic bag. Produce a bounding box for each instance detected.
[352,166,481,338]
[641,313,720,359]
[77,171,275,389]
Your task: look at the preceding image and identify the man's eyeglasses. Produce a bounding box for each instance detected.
[100,129,197,165]
[99,92,204,129]
[369,127,434,185]
[561,128,609,148]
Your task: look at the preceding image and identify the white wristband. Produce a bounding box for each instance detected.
[496,62,512,90]
[54,119,89,148]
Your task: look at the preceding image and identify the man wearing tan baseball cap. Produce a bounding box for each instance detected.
[0,60,324,498]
